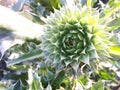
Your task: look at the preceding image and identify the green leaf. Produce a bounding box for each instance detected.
[28,69,43,90]
[90,80,104,90]
[71,61,79,73]
[108,0,115,7]
[7,49,41,66]
[107,18,120,30]
[31,74,41,90]
[35,0,61,12]
[104,1,120,19]
[80,54,90,65]
[41,76,48,88]
[87,0,94,7]
[98,68,115,80]
[3,73,28,86]
[87,0,92,7]
[109,46,120,56]
[87,0,97,7]
[89,50,98,59]
[8,80,26,90]
[51,70,65,89]
[9,65,30,71]
[78,75,89,85]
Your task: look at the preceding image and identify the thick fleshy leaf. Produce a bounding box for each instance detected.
[90,80,104,90]
[107,18,120,31]
[109,46,120,56]
[104,1,120,19]
[35,0,61,12]
[28,69,43,90]
[89,50,98,59]
[7,49,41,66]
[71,61,79,73]
[3,73,28,86]
[64,59,72,66]
[98,67,115,80]
[11,80,26,90]
[51,70,65,89]
[78,75,89,85]
[80,54,90,65]
[87,0,97,7]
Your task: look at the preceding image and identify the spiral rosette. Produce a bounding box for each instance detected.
[41,5,112,72]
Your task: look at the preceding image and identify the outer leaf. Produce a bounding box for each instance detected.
[104,1,120,19]
[87,0,92,7]
[8,80,26,90]
[3,73,28,85]
[109,46,120,56]
[78,75,89,85]
[87,0,97,7]
[108,0,115,7]
[51,70,65,89]
[98,68,115,80]
[90,80,104,90]
[107,18,120,30]
[13,80,26,90]
[35,0,61,12]
[7,49,41,66]
[28,69,43,90]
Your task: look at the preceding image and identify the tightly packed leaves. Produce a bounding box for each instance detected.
[41,5,112,71]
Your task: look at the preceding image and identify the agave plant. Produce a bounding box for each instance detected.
[41,2,114,73]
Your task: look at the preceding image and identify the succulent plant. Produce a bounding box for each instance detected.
[41,4,112,73]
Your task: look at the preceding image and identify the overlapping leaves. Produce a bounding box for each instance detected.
[41,4,112,73]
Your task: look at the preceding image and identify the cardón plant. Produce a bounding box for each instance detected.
[41,4,112,73]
